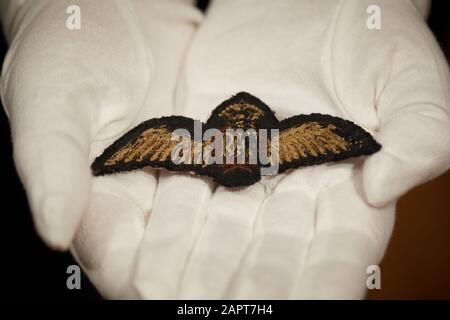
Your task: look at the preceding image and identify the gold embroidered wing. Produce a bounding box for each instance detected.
[91,116,205,176]
[276,114,381,173]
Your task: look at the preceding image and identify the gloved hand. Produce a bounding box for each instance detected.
[3,1,448,298]
[1,0,202,298]
[133,0,450,299]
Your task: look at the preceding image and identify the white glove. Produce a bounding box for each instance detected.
[1,0,202,298]
[133,0,450,299]
[2,1,448,298]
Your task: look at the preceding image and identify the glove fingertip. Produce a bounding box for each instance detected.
[32,193,87,251]
[361,152,402,208]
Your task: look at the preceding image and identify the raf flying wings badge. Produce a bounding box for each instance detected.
[91,92,381,187]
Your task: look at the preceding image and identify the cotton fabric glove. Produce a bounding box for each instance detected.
[134,0,450,299]
[413,0,431,17]
[1,0,202,298]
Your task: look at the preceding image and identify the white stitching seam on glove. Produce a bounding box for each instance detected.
[2,0,449,299]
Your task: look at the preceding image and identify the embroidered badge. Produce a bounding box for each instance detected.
[91,92,381,187]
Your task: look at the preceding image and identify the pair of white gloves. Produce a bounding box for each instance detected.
[1,0,449,299]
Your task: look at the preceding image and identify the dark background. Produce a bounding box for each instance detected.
[0,1,448,300]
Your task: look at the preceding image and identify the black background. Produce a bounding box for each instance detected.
[0,1,448,300]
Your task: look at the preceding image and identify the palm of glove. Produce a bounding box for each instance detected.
[76,0,400,299]
[3,0,449,299]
